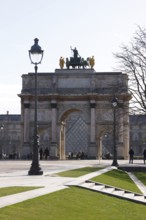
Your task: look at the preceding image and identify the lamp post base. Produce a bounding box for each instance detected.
[28,165,43,175]
[112,159,119,167]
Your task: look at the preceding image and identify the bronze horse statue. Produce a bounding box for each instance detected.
[66,57,89,69]
[66,47,89,69]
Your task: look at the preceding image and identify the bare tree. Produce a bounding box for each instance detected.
[114,26,146,114]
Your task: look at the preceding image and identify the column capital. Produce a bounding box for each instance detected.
[24,103,30,108]
[90,102,96,108]
[51,103,57,108]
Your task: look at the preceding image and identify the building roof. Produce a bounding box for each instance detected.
[0,114,21,121]
[130,114,146,124]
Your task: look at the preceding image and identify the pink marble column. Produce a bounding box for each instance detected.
[90,101,96,143]
[50,101,58,158]
[51,101,57,143]
[22,102,30,156]
[88,101,97,158]
[118,108,123,143]
[23,103,30,143]
[60,122,66,160]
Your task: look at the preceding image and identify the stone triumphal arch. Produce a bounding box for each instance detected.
[19,65,131,159]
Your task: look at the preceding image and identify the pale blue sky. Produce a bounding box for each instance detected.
[0,0,146,113]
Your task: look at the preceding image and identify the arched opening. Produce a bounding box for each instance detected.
[59,108,89,160]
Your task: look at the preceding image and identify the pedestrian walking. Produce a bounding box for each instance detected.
[39,148,43,160]
[44,147,49,160]
[129,147,134,164]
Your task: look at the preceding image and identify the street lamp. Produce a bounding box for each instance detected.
[28,38,44,175]
[0,124,4,159]
[111,96,119,167]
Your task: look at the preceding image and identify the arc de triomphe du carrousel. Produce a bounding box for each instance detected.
[19,47,131,160]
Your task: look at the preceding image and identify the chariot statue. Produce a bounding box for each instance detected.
[66,47,89,69]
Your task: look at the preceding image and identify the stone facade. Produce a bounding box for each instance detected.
[129,115,146,156]
[0,113,21,159]
[17,69,130,159]
[0,113,145,159]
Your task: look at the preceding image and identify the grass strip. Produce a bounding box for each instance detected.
[0,186,41,197]
[91,169,141,193]
[58,166,104,177]
[0,186,146,220]
[133,172,146,185]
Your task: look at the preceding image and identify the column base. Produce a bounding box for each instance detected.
[117,142,125,159]
[50,142,58,159]
[88,142,97,159]
[22,143,31,159]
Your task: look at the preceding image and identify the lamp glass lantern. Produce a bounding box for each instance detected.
[111,97,118,108]
[0,124,4,131]
[29,38,44,65]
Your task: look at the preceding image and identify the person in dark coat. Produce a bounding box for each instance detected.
[44,147,49,160]
[39,148,43,160]
[129,148,134,164]
[143,149,146,164]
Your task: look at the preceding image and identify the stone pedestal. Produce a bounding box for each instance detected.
[97,136,103,160]
[50,142,58,159]
[88,142,97,159]
[22,142,31,159]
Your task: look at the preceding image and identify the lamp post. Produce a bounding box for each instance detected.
[28,38,44,175]
[0,124,4,159]
[111,96,119,167]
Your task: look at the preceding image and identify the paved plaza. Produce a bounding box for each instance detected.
[0,159,146,208]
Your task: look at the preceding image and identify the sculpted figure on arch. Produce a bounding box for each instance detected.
[89,56,95,69]
[59,56,65,69]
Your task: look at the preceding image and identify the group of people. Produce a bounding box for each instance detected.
[39,147,50,160]
[39,146,146,163]
[129,147,146,164]
[68,151,87,160]
[76,151,87,160]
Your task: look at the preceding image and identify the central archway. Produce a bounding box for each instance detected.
[59,108,89,160]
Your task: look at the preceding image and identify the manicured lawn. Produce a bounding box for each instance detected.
[133,172,146,185]
[0,186,146,220]
[58,166,104,177]
[0,187,41,197]
[91,169,141,193]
